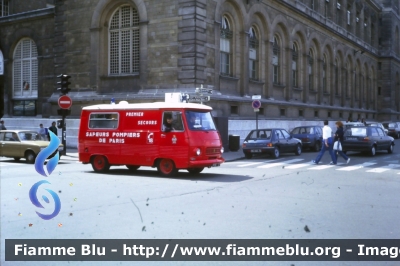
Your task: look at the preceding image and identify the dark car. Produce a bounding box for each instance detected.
[382,122,400,139]
[242,128,302,159]
[342,126,395,156]
[290,125,323,151]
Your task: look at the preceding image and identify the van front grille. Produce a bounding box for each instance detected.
[206,147,220,155]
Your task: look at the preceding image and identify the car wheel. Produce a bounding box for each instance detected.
[245,153,252,159]
[272,147,280,159]
[91,155,110,172]
[25,151,36,164]
[313,141,321,152]
[187,167,204,174]
[14,157,21,161]
[157,158,178,177]
[295,144,302,155]
[126,165,140,171]
[388,144,394,154]
[370,145,376,156]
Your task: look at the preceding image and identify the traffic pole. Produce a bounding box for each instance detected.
[62,110,67,155]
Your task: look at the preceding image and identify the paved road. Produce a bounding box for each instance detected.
[1,140,400,266]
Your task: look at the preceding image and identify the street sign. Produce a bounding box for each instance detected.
[189,96,210,102]
[252,100,261,109]
[196,88,213,94]
[252,95,261,100]
[58,95,72,109]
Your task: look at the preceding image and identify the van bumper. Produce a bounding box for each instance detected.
[188,158,225,168]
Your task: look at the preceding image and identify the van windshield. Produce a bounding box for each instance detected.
[185,111,217,131]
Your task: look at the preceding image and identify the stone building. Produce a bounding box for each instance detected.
[0,0,399,122]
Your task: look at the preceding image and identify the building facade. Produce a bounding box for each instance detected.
[0,0,399,122]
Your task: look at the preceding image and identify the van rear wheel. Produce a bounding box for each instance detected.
[157,158,177,177]
[91,155,110,172]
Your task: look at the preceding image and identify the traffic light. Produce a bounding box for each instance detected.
[57,119,64,129]
[57,74,71,94]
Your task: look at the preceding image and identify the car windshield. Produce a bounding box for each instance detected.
[247,130,272,140]
[18,132,44,141]
[388,123,397,128]
[344,127,367,137]
[185,111,216,131]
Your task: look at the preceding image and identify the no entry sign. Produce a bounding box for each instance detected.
[58,95,72,109]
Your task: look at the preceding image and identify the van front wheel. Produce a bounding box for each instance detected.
[157,158,178,177]
[91,155,110,172]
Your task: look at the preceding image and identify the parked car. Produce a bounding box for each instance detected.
[242,128,302,159]
[290,125,323,151]
[0,130,63,163]
[365,122,388,135]
[382,122,400,139]
[343,122,365,131]
[342,126,395,156]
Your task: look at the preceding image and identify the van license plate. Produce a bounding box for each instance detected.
[251,149,261,153]
[212,163,220,167]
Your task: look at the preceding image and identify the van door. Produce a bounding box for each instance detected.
[159,111,189,168]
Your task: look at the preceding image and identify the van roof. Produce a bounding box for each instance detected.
[82,101,213,111]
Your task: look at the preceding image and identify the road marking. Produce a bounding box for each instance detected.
[258,162,284,169]
[308,165,334,170]
[337,162,377,171]
[238,162,264,167]
[285,163,310,169]
[366,164,400,173]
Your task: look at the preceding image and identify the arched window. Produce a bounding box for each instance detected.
[0,0,9,17]
[220,16,232,76]
[335,59,339,95]
[308,49,314,91]
[355,67,358,100]
[272,36,280,84]
[322,55,327,93]
[109,5,140,75]
[345,62,350,98]
[249,27,258,80]
[13,38,38,98]
[292,43,298,87]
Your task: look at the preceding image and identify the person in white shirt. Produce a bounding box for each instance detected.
[312,120,336,165]
[38,123,47,140]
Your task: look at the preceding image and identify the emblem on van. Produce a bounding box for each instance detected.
[147,132,154,144]
[172,135,177,144]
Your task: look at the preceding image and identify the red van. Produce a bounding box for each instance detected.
[78,101,225,176]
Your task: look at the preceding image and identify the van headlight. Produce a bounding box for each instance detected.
[220,147,224,153]
[194,148,201,156]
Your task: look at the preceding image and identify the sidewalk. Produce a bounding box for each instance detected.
[63,148,244,162]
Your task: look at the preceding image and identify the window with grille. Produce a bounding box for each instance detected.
[323,55,327,93]
[109,5,140,75]
[0,0,9,17]
[345,63,350,98]
[335,59,339,95]
[308,49,314,91]
[272,36,280,84]
[13,38,38,99]
[220,16,232,76]
[292,43,298,87]
[249,27,258,80]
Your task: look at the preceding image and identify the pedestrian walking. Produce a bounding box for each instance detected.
[0,119,6,130]
[38,123,47,140]
[48,121,58,140]
[332,121,351,165]
[312,120,336,165]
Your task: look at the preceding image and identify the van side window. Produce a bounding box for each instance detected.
[89,113,119,129]
[162,111,183,132]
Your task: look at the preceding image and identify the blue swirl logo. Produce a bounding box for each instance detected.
[30,130,61,220]
[35,131,60,177]
[29,180,61,220]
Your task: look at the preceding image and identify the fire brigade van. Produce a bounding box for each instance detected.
[78,101,225,176]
